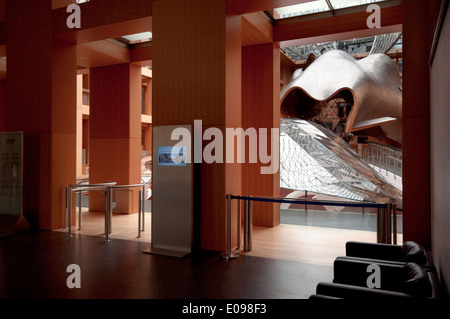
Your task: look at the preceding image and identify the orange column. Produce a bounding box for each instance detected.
[242,43,281,227]
[153,0,241,251]
[5,0,77,229]
[89,63,141,214]
[143,77,152,154]
[143,125,152,154]
[144,77,152,116]
[402,0,432,248]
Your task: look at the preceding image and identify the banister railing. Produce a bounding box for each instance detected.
[361,142,402,179]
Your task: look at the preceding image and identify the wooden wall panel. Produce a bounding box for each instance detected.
[153,0,242,251]
[241,12,273,47]
[5,0,77,229]
[52,0,152,44]
[6,27,52,133]
[242,44,280,227]
[227,0,305,14]
[90,64,141,139]
[89,64,141,214]
[0,0,5,21]
[153,0,227,127]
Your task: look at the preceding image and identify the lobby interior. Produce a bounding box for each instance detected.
[1,0,450,301]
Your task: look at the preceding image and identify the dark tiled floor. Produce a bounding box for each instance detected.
[0,230,332,300]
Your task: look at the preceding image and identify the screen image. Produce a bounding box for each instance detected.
[157,146,187,166]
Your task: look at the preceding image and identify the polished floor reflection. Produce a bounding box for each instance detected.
[1,207,402,299]
[0,230,332,299]
[53,208,401,266]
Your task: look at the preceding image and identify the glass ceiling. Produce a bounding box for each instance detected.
[274,0,389,19]
[282,32,402,62]
[120,32,153,44]
[275,0,330,18]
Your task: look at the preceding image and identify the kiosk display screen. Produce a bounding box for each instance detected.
[157,146,187,166]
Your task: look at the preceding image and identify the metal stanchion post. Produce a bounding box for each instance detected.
[141,185,145,232]
[64,186,67,228]
[377,207,383,243]
[104,188,111,242]
[78,190,82,230]
[386,203,392,245]
[67,185,72,237]
[305,190,308,212]
[378,205,389,244]
[383,206,387,243]
[220,194,239,260]
[244,196,253,251]
[236,198,241,251]
[138,189,142,238]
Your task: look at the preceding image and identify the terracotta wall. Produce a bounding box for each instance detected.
[5,0,77,229]
[89,63,141,214]
[143,77,152,154]
[152,0,242,251]
[242,43,280,227]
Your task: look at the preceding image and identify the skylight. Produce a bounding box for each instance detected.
[275,0,330,19]
[274,0,389,19]
[121,32,153,44]
[329,0,387,10]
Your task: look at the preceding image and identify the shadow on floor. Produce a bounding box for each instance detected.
[0,230,332,300]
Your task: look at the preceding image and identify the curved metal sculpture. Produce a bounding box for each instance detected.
[281,50,402,145]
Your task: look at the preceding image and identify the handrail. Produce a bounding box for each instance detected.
[363,142,402,178]
[70,186,110,192]
[221,194,397,260]
[229,194,388,208]
[68,182,118,188]
[107,183,146,189]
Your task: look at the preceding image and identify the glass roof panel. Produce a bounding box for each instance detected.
[274,0,391,19]
[121,32,153,44]
[275,0,330,19]
[329,0,388,10]
[282,32,402,61]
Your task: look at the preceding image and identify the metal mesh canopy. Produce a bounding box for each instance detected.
[280,119,402,206]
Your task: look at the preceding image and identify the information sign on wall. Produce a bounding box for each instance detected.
[0,132,23,216]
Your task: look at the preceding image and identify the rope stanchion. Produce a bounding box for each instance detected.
[105,184,146,241]
[244,196,252,252]
[220,194,239,260]
[220,194,398,260]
